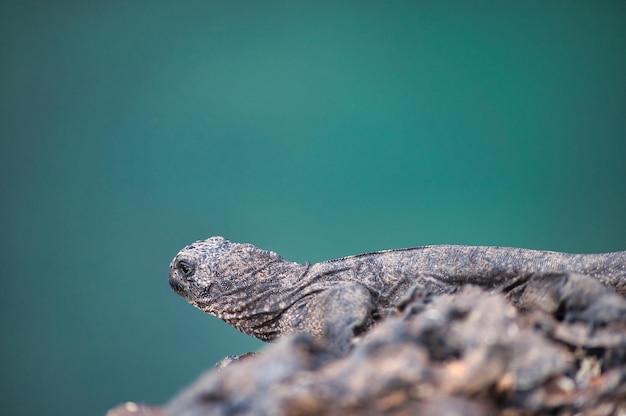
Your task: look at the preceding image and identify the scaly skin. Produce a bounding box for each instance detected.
[169,237,626,353]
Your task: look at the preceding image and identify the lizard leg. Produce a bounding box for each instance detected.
[286,283,373,355]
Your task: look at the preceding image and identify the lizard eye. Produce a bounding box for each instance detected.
[177,260,195,278]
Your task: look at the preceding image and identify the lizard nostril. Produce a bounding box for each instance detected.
[169,273,186,294]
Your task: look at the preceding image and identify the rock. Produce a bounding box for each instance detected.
[155,286,626,415]
[106,402,163,416]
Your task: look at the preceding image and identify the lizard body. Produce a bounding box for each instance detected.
[169,237,626,353]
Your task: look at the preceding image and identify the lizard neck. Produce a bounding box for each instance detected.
[204,258,312,341]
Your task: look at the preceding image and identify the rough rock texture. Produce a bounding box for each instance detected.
[160,286,626,415]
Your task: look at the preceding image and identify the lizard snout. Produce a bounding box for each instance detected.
[169,272,187,296]
[169,257,196,296]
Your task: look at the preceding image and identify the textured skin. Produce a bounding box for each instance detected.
[169,237,626,352]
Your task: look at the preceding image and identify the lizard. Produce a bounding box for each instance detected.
[168,236,626,354]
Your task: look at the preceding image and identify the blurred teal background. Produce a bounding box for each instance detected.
[1,1,625,415]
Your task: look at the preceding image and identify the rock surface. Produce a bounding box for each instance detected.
[107,264,626,416]
[110,283,626,415]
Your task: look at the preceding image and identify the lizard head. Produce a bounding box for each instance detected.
[169,236,234,300]
[169,236,292,339]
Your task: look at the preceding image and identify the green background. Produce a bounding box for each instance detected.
[1,1,625,415]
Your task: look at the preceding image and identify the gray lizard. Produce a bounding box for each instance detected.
[169,237,626,353]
